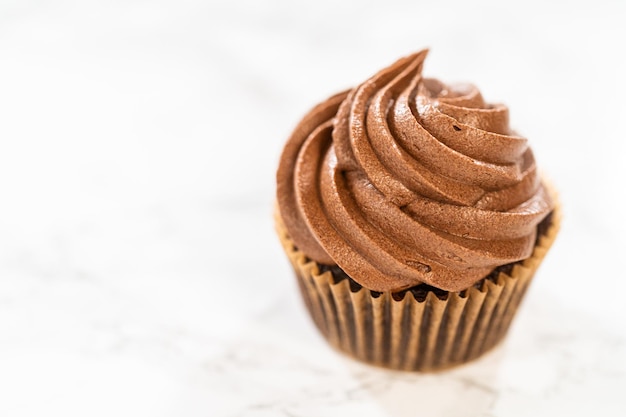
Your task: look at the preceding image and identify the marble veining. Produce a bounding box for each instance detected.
[1,0,625,416]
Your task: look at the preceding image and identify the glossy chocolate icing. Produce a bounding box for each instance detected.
[277,50,553,292]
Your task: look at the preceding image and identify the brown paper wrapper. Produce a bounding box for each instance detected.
[275,198,561,372]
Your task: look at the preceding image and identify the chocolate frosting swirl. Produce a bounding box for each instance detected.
[277,50,553,292]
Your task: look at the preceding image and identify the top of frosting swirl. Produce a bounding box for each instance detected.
[276,50,553,292]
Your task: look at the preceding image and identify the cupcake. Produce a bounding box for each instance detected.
[275,50,560,371]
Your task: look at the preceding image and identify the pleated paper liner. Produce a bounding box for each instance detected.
[275,198,561,372]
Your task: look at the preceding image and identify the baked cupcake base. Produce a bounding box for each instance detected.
[275,200,560,372]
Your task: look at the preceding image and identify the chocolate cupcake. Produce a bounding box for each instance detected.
[275,50,560,371]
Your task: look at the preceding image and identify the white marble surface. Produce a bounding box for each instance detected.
[1,1,625,416]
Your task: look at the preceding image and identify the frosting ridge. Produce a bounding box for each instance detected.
[277,50,553,292]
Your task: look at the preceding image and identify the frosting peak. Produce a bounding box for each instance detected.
[277,50,553,292]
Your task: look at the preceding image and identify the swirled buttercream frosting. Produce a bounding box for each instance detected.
[276,50,553,292]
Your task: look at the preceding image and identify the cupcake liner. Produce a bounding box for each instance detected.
[275,197,561,371]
